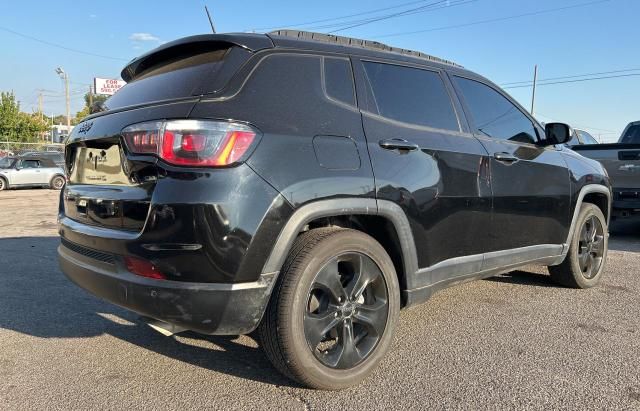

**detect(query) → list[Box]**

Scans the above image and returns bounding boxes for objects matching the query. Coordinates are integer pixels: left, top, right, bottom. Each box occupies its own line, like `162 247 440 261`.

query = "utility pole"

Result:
88 85 93 108
530 65 538 116
38 92 43 120
55 67 71 130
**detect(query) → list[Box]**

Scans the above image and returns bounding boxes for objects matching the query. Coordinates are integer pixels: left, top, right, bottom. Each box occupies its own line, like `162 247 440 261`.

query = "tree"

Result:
74 106 90 124
0 91 21 139
52 114 67 125
84 92 108 108
0 91 49 142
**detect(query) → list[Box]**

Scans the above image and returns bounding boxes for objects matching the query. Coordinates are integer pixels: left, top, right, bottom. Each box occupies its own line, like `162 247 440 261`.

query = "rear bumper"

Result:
58 242 277 335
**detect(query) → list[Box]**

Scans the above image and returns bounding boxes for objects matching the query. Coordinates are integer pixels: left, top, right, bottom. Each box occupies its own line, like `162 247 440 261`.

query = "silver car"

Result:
0 156 66 191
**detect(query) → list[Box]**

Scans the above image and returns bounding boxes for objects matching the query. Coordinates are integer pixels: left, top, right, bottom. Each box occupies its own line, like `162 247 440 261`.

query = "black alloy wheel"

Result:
577 215 605 279
259 228 400 390
548 203 608 288
304 252 388 369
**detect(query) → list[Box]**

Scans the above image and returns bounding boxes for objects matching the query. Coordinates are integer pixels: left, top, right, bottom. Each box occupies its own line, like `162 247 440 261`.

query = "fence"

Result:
0 141 64 157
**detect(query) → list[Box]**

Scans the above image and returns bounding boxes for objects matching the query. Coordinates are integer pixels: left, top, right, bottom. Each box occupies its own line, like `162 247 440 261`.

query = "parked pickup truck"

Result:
572 121 640 218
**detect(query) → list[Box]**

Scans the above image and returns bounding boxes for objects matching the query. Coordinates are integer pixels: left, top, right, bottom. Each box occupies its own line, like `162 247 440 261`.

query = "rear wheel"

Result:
50 175 65 190
548 203 608 288
259 228 400 390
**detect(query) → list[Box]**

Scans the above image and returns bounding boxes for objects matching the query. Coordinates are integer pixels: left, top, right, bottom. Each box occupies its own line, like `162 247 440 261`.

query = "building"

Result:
51 124 74 143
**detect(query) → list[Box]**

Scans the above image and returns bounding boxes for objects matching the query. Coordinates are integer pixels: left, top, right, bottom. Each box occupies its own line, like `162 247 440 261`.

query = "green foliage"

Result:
0 91 49 142
52 114 67 125
74 106 90 124
84 92 108 107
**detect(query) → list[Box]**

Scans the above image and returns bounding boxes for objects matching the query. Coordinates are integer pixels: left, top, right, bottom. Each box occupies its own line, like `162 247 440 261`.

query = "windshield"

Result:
0 157 15 168
576 130 598 144
621 125 640 144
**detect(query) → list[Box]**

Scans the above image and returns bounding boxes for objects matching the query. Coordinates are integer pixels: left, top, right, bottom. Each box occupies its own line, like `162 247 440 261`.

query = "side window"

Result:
454 77 537 144
323 58 356 106
21 160 40 168
362 61 459 131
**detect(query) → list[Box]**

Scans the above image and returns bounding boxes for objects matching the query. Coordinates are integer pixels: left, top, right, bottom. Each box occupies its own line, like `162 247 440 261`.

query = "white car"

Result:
0 156 66 191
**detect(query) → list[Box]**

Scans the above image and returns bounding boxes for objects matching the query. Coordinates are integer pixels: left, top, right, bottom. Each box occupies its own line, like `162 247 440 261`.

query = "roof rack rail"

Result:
268 29 463 68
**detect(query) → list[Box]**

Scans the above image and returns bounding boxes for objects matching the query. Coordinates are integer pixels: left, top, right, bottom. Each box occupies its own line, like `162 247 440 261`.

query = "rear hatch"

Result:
63 34 272 232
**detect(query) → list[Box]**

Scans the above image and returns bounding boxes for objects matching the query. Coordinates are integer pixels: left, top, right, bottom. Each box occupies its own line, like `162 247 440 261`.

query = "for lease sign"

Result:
94 77 126 95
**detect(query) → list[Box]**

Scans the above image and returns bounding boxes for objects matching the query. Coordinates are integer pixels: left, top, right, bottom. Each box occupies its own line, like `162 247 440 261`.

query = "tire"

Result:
0 177 6 191
548 203 608 288
259 227 400 390
50 175 65 190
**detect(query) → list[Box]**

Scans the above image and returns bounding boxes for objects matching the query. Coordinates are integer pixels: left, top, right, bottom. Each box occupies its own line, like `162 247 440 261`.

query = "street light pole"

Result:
55 67 71 130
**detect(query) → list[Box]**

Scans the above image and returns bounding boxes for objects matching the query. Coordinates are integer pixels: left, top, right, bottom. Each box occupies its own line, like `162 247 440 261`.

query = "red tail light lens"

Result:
122 120 259 167
124 256 166 280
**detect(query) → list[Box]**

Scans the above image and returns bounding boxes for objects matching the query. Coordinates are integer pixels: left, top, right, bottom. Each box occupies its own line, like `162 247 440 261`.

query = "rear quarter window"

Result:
323 57 356 106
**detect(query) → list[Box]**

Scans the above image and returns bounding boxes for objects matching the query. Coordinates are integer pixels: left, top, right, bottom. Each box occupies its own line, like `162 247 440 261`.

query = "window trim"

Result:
356 58 463 133
450 73 543 146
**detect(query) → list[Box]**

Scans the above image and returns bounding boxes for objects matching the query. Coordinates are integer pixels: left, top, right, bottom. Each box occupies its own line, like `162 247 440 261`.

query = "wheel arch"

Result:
550 184 611 266
261 198 419 305
0 174 8 188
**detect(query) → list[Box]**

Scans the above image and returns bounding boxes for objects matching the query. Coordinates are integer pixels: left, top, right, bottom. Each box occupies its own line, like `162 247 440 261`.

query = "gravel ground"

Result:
0 189 639 410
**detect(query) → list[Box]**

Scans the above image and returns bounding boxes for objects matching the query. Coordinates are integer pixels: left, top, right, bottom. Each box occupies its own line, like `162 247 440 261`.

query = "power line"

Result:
503 72 640 89
329 0 477 33
501 67 640 86
372 0 612 38
329 0 449 33
250 0 435 31
536 113 619 133
304 1 475 31
0 26 128 61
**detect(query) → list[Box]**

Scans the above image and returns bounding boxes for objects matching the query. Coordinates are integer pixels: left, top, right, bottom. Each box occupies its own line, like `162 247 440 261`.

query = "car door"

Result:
450 75 571 263
13 159 44 185
353 58 492 288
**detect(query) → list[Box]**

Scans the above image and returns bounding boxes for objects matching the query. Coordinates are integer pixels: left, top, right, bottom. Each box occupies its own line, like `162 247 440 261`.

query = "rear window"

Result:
621 125 640 144
105 49 229 110
362 62 459 131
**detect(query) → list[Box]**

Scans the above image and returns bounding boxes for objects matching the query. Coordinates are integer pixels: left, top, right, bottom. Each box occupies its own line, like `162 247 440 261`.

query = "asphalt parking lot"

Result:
1 189 639 410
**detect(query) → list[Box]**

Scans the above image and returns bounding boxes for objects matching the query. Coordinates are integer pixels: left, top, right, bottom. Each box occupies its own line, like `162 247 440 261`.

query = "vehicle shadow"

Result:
485 270 557 288
609 219 640 253
0 236 298 388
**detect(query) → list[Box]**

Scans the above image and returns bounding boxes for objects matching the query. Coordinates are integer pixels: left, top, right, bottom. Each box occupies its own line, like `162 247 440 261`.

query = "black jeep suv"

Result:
59 30 611 389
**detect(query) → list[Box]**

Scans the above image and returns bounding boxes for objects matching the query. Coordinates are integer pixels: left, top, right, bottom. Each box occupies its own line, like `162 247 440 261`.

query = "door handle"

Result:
379 139 420 152
494 152 518 163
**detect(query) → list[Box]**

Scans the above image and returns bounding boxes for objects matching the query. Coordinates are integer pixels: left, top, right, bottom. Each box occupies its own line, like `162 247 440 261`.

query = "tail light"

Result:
121 120 259 167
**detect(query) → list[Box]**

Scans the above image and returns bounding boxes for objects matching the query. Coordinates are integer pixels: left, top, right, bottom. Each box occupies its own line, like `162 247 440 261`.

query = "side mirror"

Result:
544 122 572 146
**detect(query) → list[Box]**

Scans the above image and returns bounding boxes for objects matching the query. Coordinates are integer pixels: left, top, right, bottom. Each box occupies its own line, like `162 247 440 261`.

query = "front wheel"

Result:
548 203 608 288
0 177 6 191
259 228 400 390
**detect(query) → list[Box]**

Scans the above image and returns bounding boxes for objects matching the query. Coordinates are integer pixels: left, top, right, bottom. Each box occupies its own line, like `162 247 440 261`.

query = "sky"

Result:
0 0 637 142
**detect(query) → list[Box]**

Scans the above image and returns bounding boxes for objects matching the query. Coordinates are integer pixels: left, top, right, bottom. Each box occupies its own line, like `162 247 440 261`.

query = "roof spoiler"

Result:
121 33 274 82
